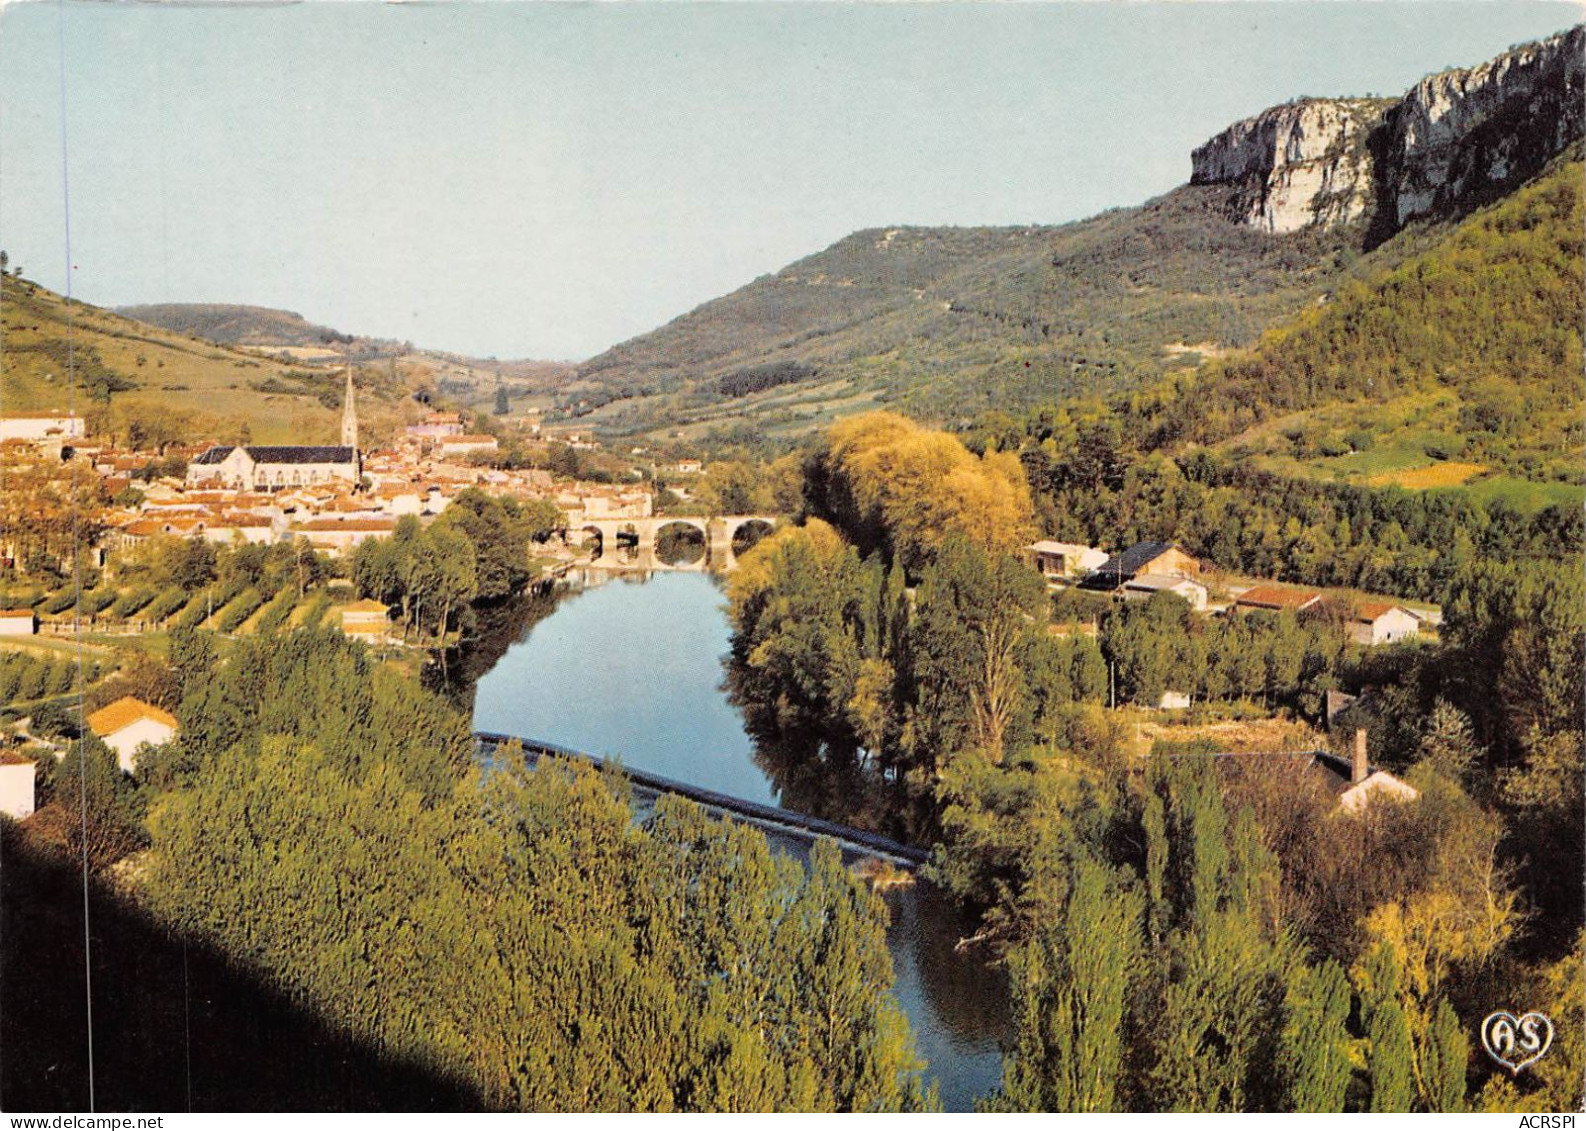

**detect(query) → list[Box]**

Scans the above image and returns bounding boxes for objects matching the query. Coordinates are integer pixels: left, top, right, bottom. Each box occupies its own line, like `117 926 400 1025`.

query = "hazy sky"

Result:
1 1 1578 360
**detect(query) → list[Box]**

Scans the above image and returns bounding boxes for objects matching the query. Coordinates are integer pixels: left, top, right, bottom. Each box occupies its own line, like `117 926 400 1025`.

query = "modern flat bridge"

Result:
473 731 929 868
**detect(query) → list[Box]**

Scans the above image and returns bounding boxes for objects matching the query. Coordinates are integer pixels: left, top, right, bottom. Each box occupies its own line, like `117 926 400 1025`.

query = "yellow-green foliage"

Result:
145 628 930 1112
813 411 1034 575
1174 158 1583 480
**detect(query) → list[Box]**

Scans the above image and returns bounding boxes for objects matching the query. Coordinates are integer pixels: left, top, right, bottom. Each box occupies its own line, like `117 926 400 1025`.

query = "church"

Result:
187 369 362 491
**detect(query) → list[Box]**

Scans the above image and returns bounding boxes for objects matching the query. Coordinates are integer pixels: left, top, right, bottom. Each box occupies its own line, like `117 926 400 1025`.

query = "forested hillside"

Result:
1155 153 1584 494
563 185 1364 440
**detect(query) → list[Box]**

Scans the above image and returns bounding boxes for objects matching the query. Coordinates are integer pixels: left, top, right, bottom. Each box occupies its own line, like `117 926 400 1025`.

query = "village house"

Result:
1349 601 1421 647
87 696 179 774
438 434 500 459
1205 730 1418 814
0 752 36 819
201 513 279 546
290 517 398 555
338 598 392 643
1028 540 1109 581
403 412 465 440
1122 573 1210 612
1234 584 1323 615
674 458 703 475
0 609 38 636
0 412 84 442
1325 729 1421 811
1084 541 1201 592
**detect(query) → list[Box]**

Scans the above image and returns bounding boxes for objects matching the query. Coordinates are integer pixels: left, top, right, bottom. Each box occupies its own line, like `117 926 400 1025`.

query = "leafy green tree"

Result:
1277 960 1353 1112
911 537 1047 765
996 854 1143 1111
1357 942 1415 1112
1421 999 1468 1113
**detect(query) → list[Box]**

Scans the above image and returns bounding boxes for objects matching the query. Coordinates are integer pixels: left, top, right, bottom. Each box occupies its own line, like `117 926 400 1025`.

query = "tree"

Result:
997 854 1143 1111
911 537 1047 765
1357 942 1414 1112
1277 960 1352 1112
494 384 511 415
54 737 146 873
1421 999 1468 1113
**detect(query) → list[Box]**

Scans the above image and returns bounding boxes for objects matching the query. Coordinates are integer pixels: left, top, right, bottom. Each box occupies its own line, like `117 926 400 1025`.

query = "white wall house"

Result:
1122 573 1210 612
1350 603 1421 646
0 609 37 635
87 697 179 774
0 760 36 819
1028 540 1109 580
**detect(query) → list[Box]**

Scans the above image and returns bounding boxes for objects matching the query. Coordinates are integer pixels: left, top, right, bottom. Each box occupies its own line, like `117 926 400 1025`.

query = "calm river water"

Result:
469 569 1009 1111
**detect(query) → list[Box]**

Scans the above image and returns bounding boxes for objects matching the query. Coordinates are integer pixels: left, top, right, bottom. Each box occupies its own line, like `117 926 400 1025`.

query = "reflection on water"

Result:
465 569 1010 1111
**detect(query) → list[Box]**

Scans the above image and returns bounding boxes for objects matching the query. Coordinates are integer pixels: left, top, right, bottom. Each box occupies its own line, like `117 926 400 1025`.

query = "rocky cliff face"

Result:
1191 25 1584 237
1190 99 1387 233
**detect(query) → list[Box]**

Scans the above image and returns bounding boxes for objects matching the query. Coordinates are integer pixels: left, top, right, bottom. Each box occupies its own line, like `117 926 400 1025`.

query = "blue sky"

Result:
0 1 1578 360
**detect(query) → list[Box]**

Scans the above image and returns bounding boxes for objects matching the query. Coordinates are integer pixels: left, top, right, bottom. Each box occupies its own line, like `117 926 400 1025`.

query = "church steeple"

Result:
340 365 358 450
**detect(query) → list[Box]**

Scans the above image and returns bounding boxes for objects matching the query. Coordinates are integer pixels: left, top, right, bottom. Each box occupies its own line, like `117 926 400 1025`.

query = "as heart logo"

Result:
1481 1011 1554 1074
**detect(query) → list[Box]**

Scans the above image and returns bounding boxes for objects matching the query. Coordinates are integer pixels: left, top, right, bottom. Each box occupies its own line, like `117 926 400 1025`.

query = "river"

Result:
467 568 1009 1111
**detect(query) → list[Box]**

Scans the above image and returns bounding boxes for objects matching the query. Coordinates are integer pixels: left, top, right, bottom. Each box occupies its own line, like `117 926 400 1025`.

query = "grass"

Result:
1451 476 1586 511
0 636 113 659
1367 461 1487 489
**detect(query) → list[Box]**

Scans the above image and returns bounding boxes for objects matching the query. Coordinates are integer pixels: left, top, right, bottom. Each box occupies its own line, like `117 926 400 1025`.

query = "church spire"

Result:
340 365 358 450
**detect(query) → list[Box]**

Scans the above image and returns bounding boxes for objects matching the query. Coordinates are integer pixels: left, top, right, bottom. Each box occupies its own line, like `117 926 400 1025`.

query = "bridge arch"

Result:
655 518 708 567
728 517 776 558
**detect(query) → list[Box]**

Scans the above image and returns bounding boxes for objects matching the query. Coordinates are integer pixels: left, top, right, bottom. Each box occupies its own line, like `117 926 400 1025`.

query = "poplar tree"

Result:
997 855 1143 1111
1421 999 1469 1113
1277 960 1352 1112
1358 942 1415 1112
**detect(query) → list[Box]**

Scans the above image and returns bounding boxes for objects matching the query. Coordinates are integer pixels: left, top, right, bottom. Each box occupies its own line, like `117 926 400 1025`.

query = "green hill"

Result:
115 303 358 351
562 26 1581 449
1159 153 1584 501
564 184 1364 442
1 277 414 446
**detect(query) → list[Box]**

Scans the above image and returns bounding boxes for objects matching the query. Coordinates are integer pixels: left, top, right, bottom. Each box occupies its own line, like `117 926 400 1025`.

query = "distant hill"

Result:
563 187 1359 440
115 303 359 352
1 279 423 446
112 302 575 419
562 25 1582 447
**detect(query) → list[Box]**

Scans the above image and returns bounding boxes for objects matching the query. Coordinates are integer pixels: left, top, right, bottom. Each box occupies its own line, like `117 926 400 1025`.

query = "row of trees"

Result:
136 628 930 1111
350 490 561 642
975 752 1582 1112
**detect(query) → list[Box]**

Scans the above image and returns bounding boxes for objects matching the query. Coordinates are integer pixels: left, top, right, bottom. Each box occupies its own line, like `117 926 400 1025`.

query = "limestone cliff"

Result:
1190 98 1388 233
1191 25 1584 237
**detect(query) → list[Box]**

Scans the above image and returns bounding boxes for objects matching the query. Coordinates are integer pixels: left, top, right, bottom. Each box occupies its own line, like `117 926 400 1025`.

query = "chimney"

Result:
1351 728 1369 784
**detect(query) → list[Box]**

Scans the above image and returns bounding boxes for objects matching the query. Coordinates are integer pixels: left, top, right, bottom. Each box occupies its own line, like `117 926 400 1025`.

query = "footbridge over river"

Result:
575 514 779 572
474 731 928 869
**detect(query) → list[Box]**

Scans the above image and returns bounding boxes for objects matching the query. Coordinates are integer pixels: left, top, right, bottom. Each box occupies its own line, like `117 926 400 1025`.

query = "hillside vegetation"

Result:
1 280 562 446
564 184 1372 442
116 303 357 350
1160 154 1584 492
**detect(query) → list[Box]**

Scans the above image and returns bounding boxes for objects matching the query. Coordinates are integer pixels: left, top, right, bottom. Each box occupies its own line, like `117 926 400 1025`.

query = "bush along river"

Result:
461 568 1010 1111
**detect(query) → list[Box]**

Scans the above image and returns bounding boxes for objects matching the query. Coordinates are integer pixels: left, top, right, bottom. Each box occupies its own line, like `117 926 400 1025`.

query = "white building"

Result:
187 445 361 491
1349 602 1421 646
1028 540 1109 581
0 413 84 442
1122 573 1210 612
0 758 36 819
87 696 179 773
0 609 37 635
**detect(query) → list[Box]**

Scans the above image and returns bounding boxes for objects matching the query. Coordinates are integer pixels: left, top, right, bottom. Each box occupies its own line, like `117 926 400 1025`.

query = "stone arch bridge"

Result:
576 515 778 572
